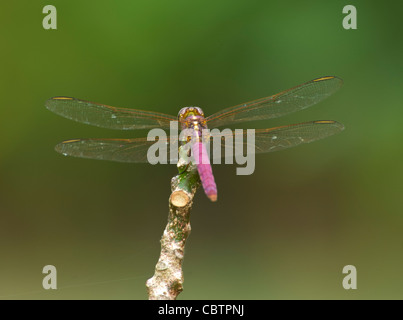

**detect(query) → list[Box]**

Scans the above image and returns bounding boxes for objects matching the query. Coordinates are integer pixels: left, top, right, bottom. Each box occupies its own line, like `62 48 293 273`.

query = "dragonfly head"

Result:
178 106 205 120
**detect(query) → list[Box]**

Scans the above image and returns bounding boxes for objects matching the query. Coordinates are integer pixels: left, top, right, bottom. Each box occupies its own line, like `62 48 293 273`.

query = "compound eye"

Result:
195 107 204 116
178 107 187 118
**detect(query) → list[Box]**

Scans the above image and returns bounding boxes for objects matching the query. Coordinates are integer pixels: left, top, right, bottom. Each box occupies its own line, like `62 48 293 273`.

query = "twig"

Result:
146 156 200 300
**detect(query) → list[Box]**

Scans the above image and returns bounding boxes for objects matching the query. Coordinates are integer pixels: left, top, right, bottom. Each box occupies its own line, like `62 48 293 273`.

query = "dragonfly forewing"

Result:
45 97 176 130
206 76 343 128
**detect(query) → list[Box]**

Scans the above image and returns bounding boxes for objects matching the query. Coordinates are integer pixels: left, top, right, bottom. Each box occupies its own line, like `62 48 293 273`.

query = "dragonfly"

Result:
46 76 344 202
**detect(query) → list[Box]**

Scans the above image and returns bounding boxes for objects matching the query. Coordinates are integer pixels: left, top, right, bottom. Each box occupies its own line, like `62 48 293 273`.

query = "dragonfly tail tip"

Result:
208 194 217 202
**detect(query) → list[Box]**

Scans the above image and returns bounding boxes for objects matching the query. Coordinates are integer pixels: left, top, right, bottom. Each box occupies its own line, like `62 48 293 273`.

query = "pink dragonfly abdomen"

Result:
192 142 217 202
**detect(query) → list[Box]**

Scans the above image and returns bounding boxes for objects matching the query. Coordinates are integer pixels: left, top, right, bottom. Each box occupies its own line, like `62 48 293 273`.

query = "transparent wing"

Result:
55 137 172 163
54 121 344 163
46 97 177 130
207 120 344 162
206 76 343 128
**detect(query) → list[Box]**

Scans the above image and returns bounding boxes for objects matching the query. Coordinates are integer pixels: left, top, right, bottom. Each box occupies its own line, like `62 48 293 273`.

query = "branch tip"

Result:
170 190 190 207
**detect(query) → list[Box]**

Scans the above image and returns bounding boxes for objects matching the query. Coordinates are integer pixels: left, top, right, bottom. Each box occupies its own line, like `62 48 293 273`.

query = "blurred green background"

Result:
0 0 402 299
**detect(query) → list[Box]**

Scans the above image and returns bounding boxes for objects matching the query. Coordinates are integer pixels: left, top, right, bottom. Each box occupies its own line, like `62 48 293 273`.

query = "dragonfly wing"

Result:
55 137 173 163
206 76 343 128
46 97 177 130
208 120 344 162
